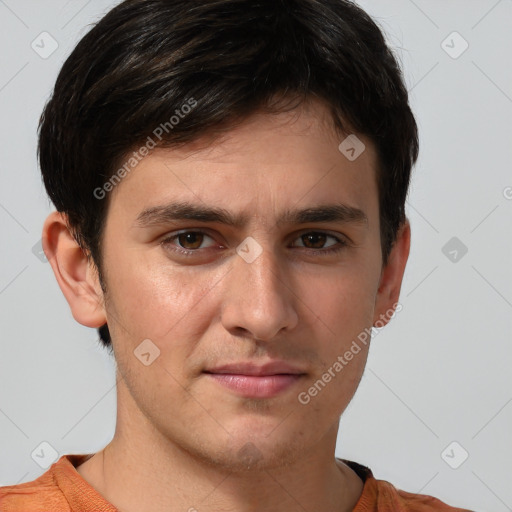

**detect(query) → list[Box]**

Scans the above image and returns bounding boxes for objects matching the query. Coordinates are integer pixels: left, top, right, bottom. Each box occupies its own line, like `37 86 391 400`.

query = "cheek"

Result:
296 340 369 425
301 263 380 339
104 249 224 343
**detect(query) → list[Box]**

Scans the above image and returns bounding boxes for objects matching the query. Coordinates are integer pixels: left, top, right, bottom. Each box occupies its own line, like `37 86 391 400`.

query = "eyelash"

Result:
160 230 349 257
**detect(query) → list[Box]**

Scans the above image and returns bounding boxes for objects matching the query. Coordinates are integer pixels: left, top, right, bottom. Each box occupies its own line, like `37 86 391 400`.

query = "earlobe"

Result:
42 211 107 328
373 220 411 327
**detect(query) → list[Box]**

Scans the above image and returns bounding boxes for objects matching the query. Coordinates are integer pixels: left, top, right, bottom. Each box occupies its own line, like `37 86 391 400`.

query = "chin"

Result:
198 425 310 473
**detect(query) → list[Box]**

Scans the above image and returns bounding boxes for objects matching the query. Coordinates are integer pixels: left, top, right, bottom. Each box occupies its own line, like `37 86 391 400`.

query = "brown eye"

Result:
177 232 204 249
291 231 348 255
161 230 217 255
301 233 328 249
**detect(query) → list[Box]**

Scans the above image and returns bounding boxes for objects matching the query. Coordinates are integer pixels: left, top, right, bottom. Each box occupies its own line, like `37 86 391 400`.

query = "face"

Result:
75 100 402 470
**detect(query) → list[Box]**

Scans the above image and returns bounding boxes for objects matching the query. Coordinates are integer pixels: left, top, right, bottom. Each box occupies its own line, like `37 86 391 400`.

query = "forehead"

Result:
107 100 379 223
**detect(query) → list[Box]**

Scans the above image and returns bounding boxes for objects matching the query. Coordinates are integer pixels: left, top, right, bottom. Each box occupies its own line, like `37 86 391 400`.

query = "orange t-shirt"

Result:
0 454 473 511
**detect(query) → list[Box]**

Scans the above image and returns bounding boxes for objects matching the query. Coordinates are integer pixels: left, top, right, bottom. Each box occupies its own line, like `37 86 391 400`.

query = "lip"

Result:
203 361 307 398
205 361 306 376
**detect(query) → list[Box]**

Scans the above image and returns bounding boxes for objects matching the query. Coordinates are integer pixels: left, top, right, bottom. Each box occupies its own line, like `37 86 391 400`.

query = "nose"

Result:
220 242 299 341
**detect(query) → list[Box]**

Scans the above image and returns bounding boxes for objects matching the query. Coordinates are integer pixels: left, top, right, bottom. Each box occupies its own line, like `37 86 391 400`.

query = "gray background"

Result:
0 1 511 510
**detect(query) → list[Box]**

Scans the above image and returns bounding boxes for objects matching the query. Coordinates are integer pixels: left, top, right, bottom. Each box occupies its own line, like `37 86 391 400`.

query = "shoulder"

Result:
375 479 474 511
339 459 474 512
0 453 117 512
0 466 70 512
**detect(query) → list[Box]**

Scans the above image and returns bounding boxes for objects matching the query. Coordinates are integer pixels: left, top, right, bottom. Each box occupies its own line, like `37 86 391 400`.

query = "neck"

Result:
77 377 364 512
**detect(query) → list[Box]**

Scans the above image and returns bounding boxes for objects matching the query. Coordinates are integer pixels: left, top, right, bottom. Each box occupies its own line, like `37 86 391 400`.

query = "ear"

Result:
373 219 411 327
42 211 107 328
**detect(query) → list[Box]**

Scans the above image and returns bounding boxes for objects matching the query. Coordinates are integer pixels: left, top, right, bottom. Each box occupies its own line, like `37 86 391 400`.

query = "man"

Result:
0 0 473 510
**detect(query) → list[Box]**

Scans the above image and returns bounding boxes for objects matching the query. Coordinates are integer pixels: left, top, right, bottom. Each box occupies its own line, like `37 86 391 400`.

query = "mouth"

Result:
203 361 307 399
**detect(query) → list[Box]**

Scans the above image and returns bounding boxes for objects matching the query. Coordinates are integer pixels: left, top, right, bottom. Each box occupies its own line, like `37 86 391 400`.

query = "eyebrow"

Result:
134 201 368 229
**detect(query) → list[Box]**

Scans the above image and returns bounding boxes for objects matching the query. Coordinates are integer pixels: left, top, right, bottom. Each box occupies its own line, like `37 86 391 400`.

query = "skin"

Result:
43 98 410 512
